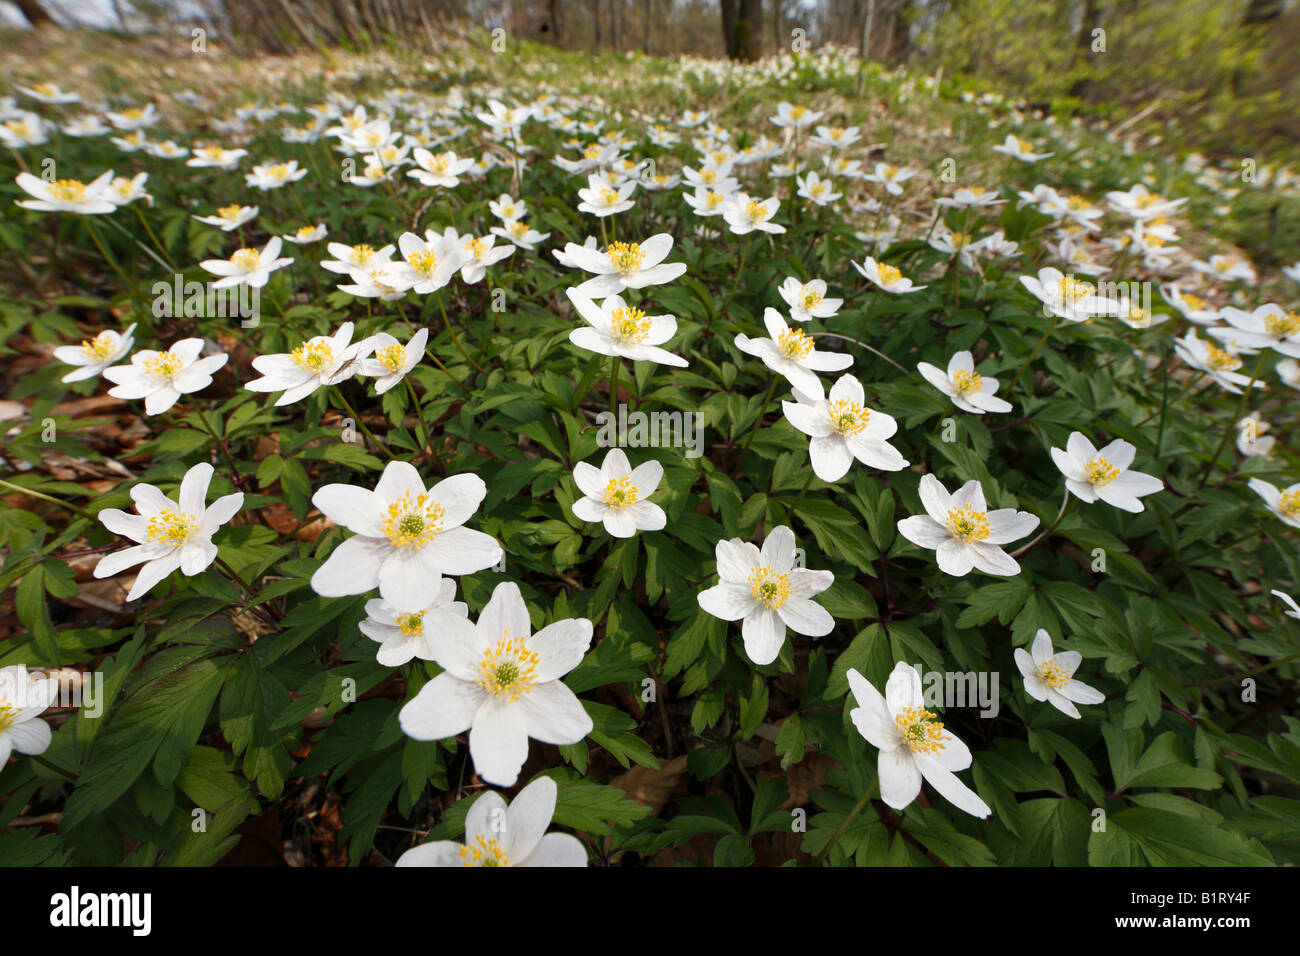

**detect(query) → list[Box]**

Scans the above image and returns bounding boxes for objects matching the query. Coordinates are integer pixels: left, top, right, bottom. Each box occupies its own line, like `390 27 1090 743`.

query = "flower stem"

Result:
1195 350 1268 489
814 779 878 864
0 478 93 520
1010 493 1071 558
735 376 777 470
608 353 622 415
334 389 397 461
405 376 434 462
437 292 486 375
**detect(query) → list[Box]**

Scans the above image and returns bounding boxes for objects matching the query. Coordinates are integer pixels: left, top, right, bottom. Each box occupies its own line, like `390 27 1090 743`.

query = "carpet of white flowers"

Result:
1 36 1299 867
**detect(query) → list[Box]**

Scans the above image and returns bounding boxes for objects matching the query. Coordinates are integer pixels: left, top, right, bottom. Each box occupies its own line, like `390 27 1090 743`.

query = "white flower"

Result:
576 172 636 217
194 204 259 231
408 148 474 188
864 162 915 195
1105 184 1186 221
565 289 687 367
916 351 1012 415
1159 284 1220 325
489 193 527 223
489 218 550 250
1192 254 1256 285
390 231 467 294
778 277 842 322
770 102 823 129
936 186 1005 209
310 462 502 612
846 663 991 818
991 134 1053 162
561 232 686 297
398 581 593 787
395 776 586 867
93 463 244 601
1019 267 1118 323
284 222 327 245
106 172 151 207
1173 330 1253 394
722 193 784 235
570 448 665 538
0 666 59 766
897 474 1038 577
736 308 852 399
795 171 841 206
245 322 370 406
53 324 135 383
1270 589 1300 620
781 374 907 482
1248 478 1300 529
697 525 834 666
852 256 925 293
15 170 117 214
359 327 427 394
361 578 468 667
337 262 412 300
683 185 733 217
245 159 307 190
185 145 248 170
1211 304 1300 358
1014 630 1104 719
200 237 293 289
16 82 80 105
1050 432 1164 512
457 232 514 284
103 338 228 415
1236 414 1274 458
321 241 395 274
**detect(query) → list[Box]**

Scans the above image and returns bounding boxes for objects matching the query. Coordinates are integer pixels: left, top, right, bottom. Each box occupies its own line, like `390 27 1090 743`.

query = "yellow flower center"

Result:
801 289 824 310
296 225 317 239
200 146 224 159
705 190 726 209
426 153 451 173
1279 490 1300 517
459 834 509 867
476 631 539 703
700 169 717 185
467 237 487 259
599 187 619 205
602 476 639 510
1181 293 1206 310
1204 343 1242 372
894 705 949 755
790 106 807 119
606 241 645 275
748 566 792 609
406 249 438 277
1084 456 1120 486
381 492 446 549
216 204 243 220
376 343 407 373
396 612 424 637
1264 311 1300 339
34 83 57 96
949 232 970 248
291 340 334 373
0 703 18 732
1037 659 1071 689
945 504 990 542
80 332 118 362
610 306 651 344
744 199 767 221
268 163 290 179
146 508 197 546
143 352 184 383
350 244 375 265
827 398 869 435
49 179 87 202
231 248 261 271
876 263 902 285
509 220 529 238
779 327 814 360
121 108 144 120
951 369 983 395
1058 276 1094 303
1066 195 1091 210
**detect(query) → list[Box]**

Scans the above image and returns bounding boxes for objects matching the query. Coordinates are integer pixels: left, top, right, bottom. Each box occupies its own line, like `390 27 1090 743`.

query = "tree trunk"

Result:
1241 0 1284 24
720 0 738 58
13 0 54 26
734 0 761 60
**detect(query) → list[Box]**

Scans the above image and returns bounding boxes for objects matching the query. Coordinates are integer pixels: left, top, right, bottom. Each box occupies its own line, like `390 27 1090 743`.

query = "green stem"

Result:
814 780 877 864
335 389 397 460
1195 350 1268 489
405 375 433 461
437 292 486 375
84 218 133 293
609 352 622 415
735 376 778 469
0 478 93 520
